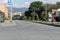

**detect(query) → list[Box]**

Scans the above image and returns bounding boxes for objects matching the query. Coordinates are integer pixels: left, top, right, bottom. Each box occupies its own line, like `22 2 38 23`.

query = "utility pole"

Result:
46 0 48 21
10 4 13 22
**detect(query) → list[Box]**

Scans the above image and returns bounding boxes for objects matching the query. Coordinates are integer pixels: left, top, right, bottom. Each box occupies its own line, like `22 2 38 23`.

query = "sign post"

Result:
8 0 13 22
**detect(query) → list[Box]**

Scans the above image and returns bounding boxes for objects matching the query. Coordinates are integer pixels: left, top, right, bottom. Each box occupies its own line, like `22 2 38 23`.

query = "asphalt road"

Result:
0 20 60 40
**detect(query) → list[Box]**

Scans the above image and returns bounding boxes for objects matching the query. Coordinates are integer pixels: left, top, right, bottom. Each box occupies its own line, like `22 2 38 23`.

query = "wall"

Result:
0 3 8 19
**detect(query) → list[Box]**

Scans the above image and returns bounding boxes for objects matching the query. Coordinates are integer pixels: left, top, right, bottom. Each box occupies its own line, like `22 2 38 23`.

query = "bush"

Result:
13 15 20 20
41 14 48 21
13 14 26 20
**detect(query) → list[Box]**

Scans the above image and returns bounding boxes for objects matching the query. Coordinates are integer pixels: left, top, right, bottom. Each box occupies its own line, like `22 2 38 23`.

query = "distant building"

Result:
13 12 23 16
0 3 8 19
56 8 60 17
52 9 57 14
55 8 60 21
51 9 57 21
51 8 60 21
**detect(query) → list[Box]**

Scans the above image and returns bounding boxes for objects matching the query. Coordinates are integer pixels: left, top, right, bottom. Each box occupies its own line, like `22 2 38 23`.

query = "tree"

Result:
29 1 44 20
56 2 60 8
25 10 31 20
29 1 43 12
43 4 57 12
31 11 39 20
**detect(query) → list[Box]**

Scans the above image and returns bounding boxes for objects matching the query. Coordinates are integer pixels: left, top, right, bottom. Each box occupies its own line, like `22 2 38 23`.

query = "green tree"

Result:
31 11 39 20
43 4 57 12
29 1 44 20
29 1 43 12
25 10 31 20
56 2 60 8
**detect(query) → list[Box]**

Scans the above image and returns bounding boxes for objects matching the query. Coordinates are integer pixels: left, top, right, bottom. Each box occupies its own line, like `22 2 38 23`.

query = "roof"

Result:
57 8 60 11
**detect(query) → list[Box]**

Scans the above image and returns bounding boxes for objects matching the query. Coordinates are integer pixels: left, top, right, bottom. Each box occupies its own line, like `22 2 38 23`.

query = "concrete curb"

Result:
0 21 16 27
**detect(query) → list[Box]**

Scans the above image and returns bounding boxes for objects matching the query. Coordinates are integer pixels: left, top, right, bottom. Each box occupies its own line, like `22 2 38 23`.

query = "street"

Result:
0 20 60 40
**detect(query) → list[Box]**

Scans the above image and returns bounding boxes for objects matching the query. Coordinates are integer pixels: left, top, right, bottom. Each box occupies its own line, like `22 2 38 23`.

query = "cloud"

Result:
13 4 21 8
24 1 30 8
0 0 3 3
13 1 30 8
4 0 7 3
1 0 7 3
1 0 13 4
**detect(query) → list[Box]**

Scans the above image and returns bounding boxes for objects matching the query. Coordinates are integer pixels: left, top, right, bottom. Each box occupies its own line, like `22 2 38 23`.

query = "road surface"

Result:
0 20 60 40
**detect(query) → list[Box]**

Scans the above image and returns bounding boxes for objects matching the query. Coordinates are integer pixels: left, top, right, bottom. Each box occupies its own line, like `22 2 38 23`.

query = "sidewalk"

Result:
0 20 16 27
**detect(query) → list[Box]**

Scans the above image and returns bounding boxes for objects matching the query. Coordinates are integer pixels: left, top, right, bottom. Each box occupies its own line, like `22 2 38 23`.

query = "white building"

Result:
13 12 23 16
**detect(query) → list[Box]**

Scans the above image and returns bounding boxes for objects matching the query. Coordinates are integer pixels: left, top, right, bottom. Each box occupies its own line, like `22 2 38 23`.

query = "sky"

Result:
0 0 60 8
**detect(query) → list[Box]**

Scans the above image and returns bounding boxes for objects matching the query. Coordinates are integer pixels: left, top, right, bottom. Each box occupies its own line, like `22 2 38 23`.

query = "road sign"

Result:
8 0 11 3
8 0 12 5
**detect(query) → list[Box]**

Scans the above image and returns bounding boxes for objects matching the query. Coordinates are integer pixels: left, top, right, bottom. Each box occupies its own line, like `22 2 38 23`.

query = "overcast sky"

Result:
0 0 60 8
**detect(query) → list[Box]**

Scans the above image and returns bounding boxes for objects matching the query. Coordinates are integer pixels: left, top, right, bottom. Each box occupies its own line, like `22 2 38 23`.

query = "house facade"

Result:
0 3 8 19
